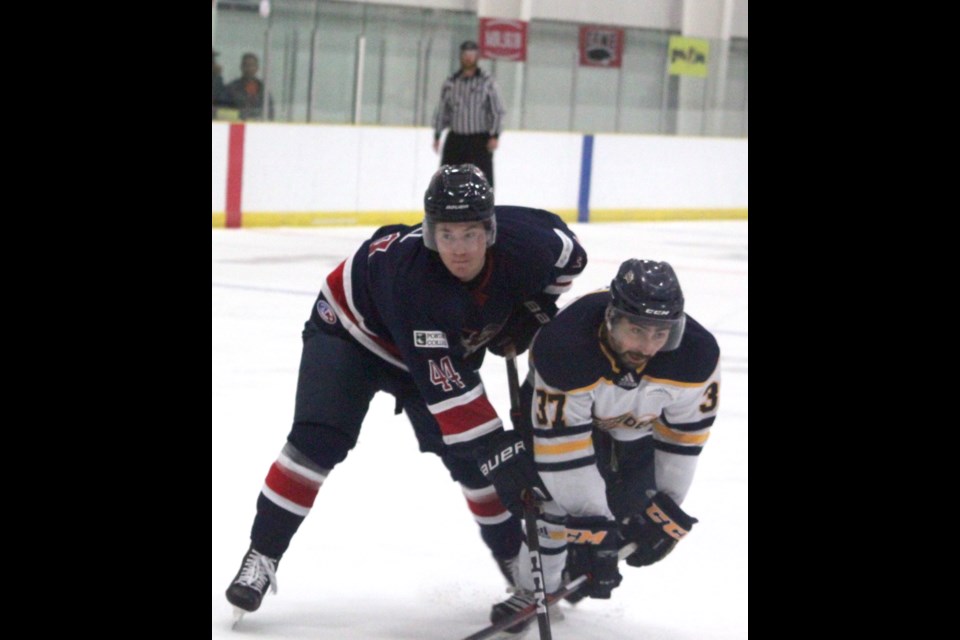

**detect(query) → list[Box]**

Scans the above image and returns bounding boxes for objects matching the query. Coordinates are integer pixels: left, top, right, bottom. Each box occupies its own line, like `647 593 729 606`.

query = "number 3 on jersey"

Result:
429 356 465 392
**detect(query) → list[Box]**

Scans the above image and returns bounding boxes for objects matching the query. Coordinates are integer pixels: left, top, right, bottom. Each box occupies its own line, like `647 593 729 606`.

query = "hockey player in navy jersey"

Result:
225 164 587 618
489 259 720 634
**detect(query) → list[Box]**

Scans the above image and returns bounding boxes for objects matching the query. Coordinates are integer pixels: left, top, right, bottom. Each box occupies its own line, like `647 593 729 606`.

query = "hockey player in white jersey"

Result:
489 259 720 634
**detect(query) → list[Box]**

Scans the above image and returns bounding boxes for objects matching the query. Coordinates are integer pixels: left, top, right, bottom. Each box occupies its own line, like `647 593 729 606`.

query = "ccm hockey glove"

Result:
564 516 622 599
478 430 550 516
488 298 557 357
621 492 698 568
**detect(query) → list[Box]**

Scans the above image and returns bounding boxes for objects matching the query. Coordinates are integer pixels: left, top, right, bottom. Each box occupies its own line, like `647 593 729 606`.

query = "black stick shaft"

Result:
522 497 552 640
505 345 521 424
505 347 551 640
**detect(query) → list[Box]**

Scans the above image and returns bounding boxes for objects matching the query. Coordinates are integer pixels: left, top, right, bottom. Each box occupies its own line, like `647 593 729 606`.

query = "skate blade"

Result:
231 607 246 630
489 629 532 640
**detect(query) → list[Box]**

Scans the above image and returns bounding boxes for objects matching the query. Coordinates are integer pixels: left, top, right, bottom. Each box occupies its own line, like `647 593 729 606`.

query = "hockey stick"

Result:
503 345 552 640
459 542 639 640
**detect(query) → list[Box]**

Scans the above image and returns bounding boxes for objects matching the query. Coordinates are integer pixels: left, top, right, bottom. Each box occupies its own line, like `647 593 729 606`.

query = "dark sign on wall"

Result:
579 25 625 68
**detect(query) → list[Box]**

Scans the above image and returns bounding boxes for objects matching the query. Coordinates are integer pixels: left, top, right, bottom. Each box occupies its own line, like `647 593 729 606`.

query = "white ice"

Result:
212 221 748 639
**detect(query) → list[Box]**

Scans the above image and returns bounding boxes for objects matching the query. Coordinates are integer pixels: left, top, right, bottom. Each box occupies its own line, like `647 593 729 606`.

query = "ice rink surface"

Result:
213 220 747 639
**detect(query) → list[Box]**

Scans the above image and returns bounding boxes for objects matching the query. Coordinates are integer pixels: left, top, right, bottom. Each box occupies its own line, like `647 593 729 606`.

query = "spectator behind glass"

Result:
224 53 275 121
212 49 230 119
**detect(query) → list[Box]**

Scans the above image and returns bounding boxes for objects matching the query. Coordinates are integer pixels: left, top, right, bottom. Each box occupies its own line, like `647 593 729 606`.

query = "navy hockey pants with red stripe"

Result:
248 312 521 561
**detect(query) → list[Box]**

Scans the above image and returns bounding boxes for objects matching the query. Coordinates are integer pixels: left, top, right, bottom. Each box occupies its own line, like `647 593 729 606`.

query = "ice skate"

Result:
225 546 279 620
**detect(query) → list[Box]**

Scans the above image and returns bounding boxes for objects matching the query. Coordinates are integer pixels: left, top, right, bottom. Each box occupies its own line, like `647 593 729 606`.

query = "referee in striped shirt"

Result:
431 40 507 187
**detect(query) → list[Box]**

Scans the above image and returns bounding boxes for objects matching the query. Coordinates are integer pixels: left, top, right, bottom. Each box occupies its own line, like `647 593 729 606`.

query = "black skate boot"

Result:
226 546 280 613
489 590 536 636
561 545 589 605
561 566 587 605
495 554 519 589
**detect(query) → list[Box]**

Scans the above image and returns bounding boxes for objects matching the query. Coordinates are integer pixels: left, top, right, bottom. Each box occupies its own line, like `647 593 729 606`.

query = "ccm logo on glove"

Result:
522 300 551 324
566 527 609 545
480 440 527 476
645 502 692 540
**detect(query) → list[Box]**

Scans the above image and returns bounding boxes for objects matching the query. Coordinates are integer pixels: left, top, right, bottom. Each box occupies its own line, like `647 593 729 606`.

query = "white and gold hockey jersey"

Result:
528 290 720 520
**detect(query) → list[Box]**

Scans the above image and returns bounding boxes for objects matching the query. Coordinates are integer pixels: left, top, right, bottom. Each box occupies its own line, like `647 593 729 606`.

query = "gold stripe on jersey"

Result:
559 379 605 396
547 528 568 542
559 371 705 397
535 438 594 456
564 375 667 397
653 420 711 445
533 431 594 467
643 374 712 389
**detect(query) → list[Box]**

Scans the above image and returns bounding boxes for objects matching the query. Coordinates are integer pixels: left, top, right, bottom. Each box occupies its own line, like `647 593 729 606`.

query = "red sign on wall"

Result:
479 18 528 62
579 25 625 68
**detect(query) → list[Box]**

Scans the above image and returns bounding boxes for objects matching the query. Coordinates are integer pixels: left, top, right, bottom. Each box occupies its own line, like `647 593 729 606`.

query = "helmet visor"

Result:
423 216 496 251
606 305 686 352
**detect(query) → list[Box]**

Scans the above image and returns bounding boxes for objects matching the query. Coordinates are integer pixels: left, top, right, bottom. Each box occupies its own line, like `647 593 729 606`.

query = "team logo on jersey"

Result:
461 322 505 356
414 330 449 348
316 300 337 325
594 412 658 432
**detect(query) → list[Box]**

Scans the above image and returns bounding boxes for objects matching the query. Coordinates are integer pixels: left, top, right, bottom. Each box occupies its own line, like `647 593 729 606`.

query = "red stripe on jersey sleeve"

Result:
465 494 508 518
325 256 403 360
434 393 499 438
325 261 355 323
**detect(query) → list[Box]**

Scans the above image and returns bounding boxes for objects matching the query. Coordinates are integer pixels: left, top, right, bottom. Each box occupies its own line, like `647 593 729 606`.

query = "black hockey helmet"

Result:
607 259 686 351
422 164 496 251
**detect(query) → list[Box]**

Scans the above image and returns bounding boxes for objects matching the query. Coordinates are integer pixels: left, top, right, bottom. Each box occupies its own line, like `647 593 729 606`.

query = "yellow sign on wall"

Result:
668 36 709 77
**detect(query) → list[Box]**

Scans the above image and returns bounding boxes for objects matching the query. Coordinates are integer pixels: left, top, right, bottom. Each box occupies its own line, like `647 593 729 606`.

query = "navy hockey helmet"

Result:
422 164 496 251
607 259 686 351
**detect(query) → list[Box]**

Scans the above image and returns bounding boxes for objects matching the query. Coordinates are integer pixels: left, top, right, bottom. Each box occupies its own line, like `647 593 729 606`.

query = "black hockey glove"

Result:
621 492 698 568
478 430 550 516
564 516 622 599
561 543 591 604
488 298 557 357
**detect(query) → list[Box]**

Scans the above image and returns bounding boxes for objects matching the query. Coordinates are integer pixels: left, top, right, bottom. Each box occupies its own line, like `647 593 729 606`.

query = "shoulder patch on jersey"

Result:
414 330 449 348
316 300 337 325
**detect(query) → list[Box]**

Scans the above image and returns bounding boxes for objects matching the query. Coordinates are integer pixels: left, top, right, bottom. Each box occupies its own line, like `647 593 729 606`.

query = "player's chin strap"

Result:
504 345 552 640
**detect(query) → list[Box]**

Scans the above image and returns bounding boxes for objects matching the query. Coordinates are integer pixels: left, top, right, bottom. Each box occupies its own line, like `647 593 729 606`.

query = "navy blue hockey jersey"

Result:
320 206 587 450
